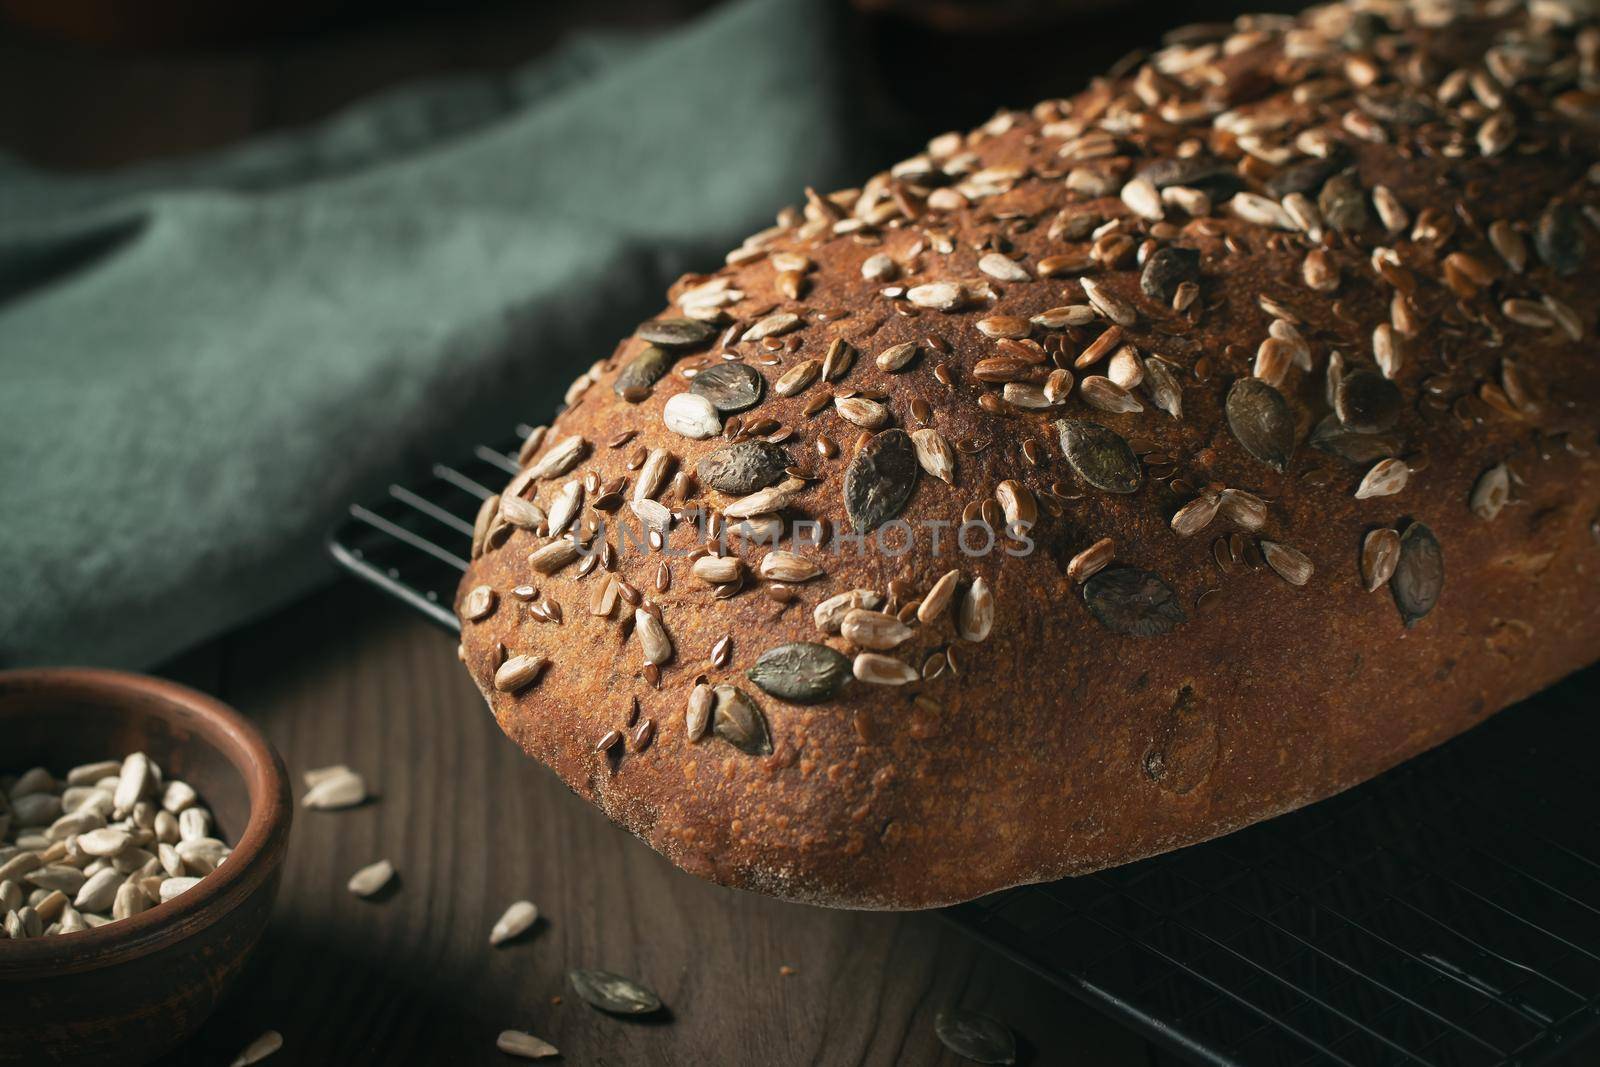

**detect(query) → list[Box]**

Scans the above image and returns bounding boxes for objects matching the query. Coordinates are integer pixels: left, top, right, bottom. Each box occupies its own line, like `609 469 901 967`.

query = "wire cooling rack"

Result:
329 423 1600 1067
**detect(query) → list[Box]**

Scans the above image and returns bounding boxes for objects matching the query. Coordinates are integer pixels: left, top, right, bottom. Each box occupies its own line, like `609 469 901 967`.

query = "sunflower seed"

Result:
496 1031 558 1060
1471 463 1510 520
1229 191 1293 230
1261 541 1314 586
1080 277 1136 325
875 341 919 372
1335 369 1402 432
634 609 674 666
302 768 368 809
957 578 994 642
691 556 743 585
909 428 955 485
973 254 1027 284
835 396 891 431
1080 375 1144 414
712 686 772 755
111 754 155 819
229 1031 284 1067
1142 356 1183 419
1372 323 1401 379
815 589 883 633
759 551 822 583
1391 522 1443 627
852 653 919 686
663 392 722 439
907 282 969 311
742 313 801 342
1032 305 1096 329
489 900 538 946
347 860 394 898
845 429 919 532
460 585 497 624
1171 495 1220 537
528 538 580 575
1318 173 1369 231
1356 528 1399 592
65 761 120 788
774 359 821 397
111 881 146 920
724 484 796 520
1057 420 1142 494
747 643 852 703
861 253 898 282
1083 567 1185 636
685 683 715 742
568 969 663 1015
525 435 587 480
638 317 714 348
1356 458 1409 499
1067 538 1114 583
935 1010 1017 1065
1225 379 1295 473
841 609 914 651
1217 489 1267 530
909 570 958 625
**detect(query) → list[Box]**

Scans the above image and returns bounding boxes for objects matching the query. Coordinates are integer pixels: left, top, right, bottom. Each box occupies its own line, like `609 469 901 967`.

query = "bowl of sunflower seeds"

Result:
0 668 292 1066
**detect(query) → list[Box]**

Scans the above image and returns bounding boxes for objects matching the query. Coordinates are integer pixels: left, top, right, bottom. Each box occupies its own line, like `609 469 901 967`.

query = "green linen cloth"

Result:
0 0 895 669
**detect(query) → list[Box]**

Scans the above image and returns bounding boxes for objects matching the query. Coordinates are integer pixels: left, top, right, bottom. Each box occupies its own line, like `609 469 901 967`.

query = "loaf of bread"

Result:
457 0 1600 909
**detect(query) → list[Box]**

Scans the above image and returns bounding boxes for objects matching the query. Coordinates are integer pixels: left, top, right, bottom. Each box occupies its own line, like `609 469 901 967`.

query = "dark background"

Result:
0 2 1286 1064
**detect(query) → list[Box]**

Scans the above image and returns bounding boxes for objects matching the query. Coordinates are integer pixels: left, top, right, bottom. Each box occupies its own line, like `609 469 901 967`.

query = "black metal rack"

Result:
329 424 1600 1067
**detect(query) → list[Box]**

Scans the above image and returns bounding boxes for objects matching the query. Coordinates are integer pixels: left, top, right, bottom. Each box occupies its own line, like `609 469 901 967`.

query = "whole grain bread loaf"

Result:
457 0 1600 909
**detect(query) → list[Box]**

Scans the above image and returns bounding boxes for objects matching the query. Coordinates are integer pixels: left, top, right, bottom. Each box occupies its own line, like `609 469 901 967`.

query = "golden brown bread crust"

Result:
456 1 1600 909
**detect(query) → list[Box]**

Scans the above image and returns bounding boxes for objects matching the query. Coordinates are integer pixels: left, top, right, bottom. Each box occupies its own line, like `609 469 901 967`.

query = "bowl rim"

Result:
0 667 292 973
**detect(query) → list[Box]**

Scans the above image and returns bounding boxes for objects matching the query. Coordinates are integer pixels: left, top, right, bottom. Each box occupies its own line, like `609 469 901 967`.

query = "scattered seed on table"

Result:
496 1031 559 1060
347 860 395 898
490 900 539 946
230 1030 283 1067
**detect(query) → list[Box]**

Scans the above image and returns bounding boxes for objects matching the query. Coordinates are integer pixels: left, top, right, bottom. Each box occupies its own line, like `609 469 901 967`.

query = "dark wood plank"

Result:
152 580 1149 1064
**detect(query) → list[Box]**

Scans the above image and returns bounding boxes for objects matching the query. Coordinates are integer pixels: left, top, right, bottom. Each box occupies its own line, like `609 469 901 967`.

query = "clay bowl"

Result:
0 668 292 1066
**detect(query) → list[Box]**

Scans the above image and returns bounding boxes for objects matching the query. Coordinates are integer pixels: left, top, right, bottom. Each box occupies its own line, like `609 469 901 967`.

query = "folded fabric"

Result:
0 0 895 669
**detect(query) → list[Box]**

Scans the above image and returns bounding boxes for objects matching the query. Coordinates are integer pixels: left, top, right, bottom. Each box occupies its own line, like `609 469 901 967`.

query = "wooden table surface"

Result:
148 580 1152 1065
0 1 1241 1062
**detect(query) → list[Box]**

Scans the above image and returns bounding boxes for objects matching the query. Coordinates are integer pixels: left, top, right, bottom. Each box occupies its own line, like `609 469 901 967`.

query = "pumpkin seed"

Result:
1056 420 1142 494
1535 203 1585 276
844 429 919 533
1318 172 1369 231
1225 378 1295 473
1391 522 1443 627
614 346 672 400
747 643 851 703
696 441 790 495
1310 416 1402 463
1140 246 1200 302
712 686 772 756
567 969 663 1015
637 317 713 348
1082 567 1186 636
1334 369 1402 432
691 362 765 413
934 1010 1017 1065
